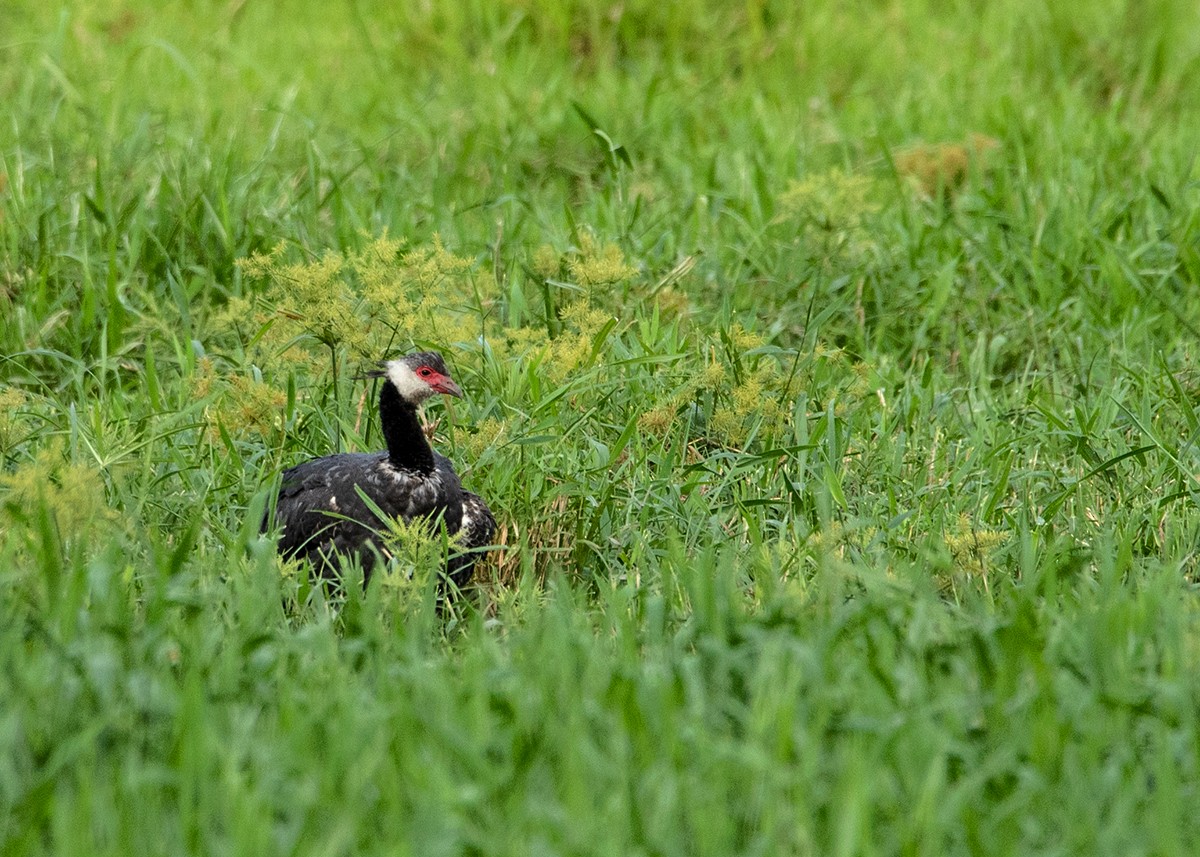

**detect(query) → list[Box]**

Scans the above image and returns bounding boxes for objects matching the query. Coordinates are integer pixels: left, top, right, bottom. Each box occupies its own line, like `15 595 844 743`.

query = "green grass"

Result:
4 0 1200 853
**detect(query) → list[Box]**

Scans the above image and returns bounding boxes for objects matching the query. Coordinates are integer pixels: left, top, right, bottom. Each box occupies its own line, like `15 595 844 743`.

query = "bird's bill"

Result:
432 376 463 398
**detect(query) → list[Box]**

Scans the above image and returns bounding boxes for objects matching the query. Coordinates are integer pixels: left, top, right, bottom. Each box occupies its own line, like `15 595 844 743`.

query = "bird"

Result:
262 351 495 591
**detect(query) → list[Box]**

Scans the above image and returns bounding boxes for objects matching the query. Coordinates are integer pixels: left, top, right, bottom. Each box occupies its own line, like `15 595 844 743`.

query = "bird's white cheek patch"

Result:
385 362 432 402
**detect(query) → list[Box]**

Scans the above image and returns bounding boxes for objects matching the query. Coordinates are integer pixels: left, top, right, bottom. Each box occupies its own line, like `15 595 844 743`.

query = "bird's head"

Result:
365 351 463 405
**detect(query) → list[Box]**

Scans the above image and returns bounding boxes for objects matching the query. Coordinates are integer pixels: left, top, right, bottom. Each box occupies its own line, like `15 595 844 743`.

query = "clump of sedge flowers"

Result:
500 234 639 382
236 233 492 368
639 324 794 449
375 516 462 594
0 385 31 452
566 233 639 286
943 513 1010 579
531 244 562 280
219 234 496 448
239 247 365 354
459 417 508 460
542 301 616 384
192 357 287 443
775 168 881 269
0 439 112 539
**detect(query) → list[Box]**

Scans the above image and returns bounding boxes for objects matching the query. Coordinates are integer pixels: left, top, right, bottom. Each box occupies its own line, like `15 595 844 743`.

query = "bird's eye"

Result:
418 367 432 377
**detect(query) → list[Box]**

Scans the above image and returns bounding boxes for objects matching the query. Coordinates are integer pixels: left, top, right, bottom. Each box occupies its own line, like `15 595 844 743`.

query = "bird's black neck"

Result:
379 383 435 473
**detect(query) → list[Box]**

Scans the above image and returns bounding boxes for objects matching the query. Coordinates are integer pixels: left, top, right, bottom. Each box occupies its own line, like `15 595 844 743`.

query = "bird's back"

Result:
267 451 463 571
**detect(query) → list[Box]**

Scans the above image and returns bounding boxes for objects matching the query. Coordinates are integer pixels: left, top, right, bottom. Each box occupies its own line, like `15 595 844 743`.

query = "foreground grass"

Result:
3 0 1200 854
5 536 1199 855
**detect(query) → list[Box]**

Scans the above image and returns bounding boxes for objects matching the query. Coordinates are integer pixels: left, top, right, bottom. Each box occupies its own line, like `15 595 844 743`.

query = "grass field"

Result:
4 0 1200 853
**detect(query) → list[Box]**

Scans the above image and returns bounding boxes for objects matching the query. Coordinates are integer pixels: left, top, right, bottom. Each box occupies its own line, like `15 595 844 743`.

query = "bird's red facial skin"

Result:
418 366 463 398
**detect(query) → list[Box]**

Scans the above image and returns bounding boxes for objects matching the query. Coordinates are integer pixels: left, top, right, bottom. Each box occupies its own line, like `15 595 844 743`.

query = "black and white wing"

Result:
430 452 495 587
459 491 497 551
445 490 497 588
265 452 460 572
